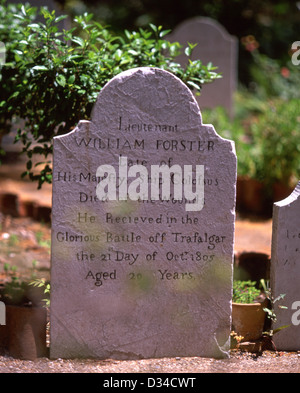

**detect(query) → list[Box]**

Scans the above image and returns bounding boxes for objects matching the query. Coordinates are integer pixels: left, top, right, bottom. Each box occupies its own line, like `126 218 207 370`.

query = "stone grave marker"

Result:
50 67 237 359
270 181 300 350
167 17 238 117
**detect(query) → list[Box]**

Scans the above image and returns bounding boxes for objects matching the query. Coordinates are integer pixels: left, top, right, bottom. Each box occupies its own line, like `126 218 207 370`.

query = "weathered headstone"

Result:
167 17 238 117
50 67 237 359
270 181 300 350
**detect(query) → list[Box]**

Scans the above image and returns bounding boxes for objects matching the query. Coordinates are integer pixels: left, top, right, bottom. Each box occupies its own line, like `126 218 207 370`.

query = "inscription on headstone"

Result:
168 17 238 117
271 181 300 350
50 67 237 359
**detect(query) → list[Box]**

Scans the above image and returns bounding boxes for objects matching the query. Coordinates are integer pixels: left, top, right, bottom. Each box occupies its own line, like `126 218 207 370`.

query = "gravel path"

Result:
0 351 299 373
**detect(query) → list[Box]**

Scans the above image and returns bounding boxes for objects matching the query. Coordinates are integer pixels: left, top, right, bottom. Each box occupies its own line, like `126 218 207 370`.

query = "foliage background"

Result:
0 0 299 206
0 1 222 187
57 0 300 86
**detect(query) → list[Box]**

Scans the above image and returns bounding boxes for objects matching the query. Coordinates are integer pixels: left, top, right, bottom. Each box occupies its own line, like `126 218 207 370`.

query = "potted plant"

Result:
0 263 48 360
231 280 267 343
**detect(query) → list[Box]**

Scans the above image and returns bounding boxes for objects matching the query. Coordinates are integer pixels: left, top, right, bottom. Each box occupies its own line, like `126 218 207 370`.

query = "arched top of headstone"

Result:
271 180 300 351
91 66 203 131
167 17 238 117
55 66 235 169
274 181 300 208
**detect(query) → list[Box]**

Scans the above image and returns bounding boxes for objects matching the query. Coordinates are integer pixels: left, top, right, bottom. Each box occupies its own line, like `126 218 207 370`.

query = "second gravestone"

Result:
167 17 238 117
50 67 237 359
271 182 300 350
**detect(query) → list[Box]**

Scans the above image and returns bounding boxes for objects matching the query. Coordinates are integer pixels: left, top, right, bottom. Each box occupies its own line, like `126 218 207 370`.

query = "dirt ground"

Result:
0 158 299 373
0 350 299 373
1 213 298 373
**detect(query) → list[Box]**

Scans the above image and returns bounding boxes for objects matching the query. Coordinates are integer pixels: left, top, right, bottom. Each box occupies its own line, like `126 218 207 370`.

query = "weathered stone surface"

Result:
50 67 237 359
271 181 300 350
168 17 238 117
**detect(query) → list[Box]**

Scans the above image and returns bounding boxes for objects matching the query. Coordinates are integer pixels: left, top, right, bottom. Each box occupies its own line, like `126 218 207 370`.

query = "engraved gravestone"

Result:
50 67 237 359
168 17 238 117
270 181 300 350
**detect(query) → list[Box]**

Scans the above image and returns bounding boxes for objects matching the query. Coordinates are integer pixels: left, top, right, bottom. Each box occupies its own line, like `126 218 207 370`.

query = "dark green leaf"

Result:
32 65 48 71
56 74 66 87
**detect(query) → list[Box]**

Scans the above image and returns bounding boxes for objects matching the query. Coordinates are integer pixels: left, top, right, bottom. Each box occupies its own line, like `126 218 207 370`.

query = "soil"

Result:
0 350 299 373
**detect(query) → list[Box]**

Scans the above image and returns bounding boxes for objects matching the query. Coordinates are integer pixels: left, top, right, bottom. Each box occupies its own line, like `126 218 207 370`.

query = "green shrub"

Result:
202 105 259 179
249 50 300 101
203 94 300 188
250 98 300 187
0 1 36 150
232 280 261 304
0 3 221 188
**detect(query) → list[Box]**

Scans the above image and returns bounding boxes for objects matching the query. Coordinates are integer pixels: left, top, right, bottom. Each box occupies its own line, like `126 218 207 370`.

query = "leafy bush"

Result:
202 106 253 178
232 280 261 304
249 50 300 101
0 3 221 188
250 98 300 187
203 94 300 189
0 1 36 145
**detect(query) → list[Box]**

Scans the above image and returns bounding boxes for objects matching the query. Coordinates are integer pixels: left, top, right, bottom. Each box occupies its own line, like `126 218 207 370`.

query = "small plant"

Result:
35 230 51 249
254 279 290 351
232 280 261 304
230 331 244 347
7 233 19 247
3 262 17 276
260 279 289 335
0 261 45 306
29 278 50 308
